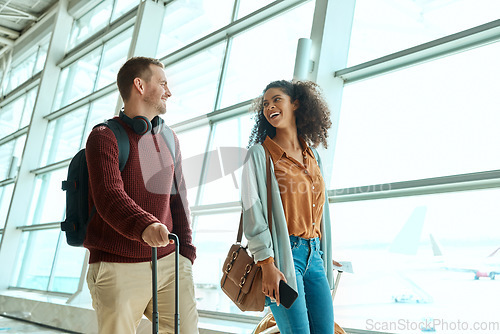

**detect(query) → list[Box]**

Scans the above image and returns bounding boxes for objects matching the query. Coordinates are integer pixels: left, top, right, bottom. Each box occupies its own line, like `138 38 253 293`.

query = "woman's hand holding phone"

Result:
260 262 286 306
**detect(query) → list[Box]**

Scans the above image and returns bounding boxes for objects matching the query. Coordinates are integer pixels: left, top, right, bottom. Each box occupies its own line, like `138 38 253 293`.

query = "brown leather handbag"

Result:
220 147 272 312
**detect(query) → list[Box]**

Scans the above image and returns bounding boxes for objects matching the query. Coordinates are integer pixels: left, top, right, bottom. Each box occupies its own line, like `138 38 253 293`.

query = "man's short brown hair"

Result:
117 56 164 101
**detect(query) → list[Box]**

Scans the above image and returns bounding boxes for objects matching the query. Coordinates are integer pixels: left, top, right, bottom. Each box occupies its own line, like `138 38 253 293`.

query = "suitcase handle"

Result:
152 234 180 334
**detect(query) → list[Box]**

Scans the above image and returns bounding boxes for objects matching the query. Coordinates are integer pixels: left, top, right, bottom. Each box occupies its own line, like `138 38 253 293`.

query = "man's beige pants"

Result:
86 253 199 333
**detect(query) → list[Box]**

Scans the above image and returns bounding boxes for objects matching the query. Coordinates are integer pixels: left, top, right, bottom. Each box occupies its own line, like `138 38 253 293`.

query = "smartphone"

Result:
278 280 298 309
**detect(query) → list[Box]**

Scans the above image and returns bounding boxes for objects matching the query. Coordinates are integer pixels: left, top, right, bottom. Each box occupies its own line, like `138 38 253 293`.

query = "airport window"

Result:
26 169 67 227
11 228 86 295
82 91 120 139
110 0 139 23
0 184 14 229
331 40 500 189
331 188 500 330
53 29 132 111
157 0 235 57
49 238 88 294
236 0 275 19
0 136 26 181
34 37 51 75
0 69 3 95
19 88 38 129
37 91 119 220
163 42 227 125
2 49 37 95
1 36 48 96
12 172 83 288
347 0 500 66
3 0 499 332
176 125 211 206
0 87 37 137
95 28 133 91
219 1 315 109
68 0 114 50
11 229 60 291
40 107 88 166
198 114 253 206
52 49 101 111
192 211 264 317
0 140 16 180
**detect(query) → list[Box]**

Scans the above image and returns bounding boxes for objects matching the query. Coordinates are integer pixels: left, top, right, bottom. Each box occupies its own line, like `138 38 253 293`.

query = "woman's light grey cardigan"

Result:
241 144 334 292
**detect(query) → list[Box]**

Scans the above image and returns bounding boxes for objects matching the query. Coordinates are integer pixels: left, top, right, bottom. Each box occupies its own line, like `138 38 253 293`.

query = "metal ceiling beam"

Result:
0 25 19 38
0 3 38 20
0 13 34 19
0 35 14 46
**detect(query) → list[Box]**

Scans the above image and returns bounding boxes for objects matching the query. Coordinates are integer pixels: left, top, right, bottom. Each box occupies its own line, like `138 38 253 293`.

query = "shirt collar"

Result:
263 136 313 162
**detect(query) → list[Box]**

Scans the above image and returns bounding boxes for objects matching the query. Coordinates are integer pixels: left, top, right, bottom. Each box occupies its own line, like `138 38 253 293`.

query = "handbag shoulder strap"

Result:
237 145 273 243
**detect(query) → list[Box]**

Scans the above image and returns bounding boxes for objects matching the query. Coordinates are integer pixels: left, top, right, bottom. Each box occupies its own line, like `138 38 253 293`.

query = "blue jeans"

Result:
268 236 334 334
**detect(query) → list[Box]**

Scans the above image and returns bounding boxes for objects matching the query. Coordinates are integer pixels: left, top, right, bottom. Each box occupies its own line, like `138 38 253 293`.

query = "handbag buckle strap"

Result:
238 263 254 287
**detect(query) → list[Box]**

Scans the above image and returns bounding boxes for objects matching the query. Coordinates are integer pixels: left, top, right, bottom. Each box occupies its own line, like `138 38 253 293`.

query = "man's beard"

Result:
144 95 166 115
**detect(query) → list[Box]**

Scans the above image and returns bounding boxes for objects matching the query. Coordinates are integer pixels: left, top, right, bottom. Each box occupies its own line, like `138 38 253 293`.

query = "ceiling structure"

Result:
0 0 58 58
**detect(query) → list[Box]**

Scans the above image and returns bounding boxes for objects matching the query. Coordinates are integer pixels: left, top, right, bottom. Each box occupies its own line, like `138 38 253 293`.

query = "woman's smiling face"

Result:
262 88 299 130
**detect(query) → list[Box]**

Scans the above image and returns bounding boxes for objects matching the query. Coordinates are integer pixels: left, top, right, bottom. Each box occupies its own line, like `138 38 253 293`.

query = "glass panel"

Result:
41 107 87 166
26 169 67 226
0 68 3 95
50 241 87 293
11 135 26 178
176 125 211 206
332 189 500 330
111 0 138 22
348 0 500 66
157 0 234 57
83 92 119 140
236 0 274 19
53 48 101 111
332 41 500 189
0 141 15 180
165 42 226 125
193 212 263 317
20 87 38 128
4 50 37 94
1 69 9 94
0 92 26 136
68 0 113 49
220 1 315 108
199 114 253 205
0 184 14 229
12 229 60 291
95 28 133 91
34 36 51 74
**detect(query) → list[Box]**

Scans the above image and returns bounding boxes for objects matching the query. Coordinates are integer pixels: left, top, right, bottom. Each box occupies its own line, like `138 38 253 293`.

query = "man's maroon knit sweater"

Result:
84 117 196 264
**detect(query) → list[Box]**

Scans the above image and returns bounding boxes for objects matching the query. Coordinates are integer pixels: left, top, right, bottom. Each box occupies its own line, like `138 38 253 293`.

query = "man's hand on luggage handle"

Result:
142 223 174 247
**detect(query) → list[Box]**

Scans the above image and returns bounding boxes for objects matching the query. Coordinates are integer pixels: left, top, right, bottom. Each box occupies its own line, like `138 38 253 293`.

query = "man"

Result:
85 56 198 333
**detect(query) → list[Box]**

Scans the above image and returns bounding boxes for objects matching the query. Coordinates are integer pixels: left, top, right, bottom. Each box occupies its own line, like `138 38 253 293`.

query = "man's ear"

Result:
133 77 144 95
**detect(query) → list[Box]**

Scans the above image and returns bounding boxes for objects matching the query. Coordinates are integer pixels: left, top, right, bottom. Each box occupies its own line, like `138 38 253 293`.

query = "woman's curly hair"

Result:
248 80 332 149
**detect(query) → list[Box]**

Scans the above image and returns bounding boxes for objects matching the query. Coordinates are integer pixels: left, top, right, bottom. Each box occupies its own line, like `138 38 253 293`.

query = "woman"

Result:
241 80 337 333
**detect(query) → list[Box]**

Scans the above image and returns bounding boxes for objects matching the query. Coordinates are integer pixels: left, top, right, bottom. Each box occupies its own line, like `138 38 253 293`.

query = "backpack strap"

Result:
87 119 130 224
97 118 130 171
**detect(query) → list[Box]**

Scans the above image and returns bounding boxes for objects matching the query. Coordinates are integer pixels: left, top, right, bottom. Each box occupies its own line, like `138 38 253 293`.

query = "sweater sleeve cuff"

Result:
180 245 197 264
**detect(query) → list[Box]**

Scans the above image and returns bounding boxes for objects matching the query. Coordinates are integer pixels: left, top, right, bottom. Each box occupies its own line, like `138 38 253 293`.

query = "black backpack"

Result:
61 118 176 247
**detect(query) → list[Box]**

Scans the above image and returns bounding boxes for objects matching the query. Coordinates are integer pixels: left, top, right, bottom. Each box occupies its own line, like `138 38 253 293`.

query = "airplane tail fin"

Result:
429 234 443 256
389 206 427 255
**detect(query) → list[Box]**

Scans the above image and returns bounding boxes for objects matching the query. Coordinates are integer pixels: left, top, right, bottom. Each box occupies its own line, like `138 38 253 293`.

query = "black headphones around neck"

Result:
119 109 164 135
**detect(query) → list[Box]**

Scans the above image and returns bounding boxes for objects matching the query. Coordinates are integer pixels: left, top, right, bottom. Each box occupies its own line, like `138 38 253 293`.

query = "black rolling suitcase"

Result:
152 234 180 334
